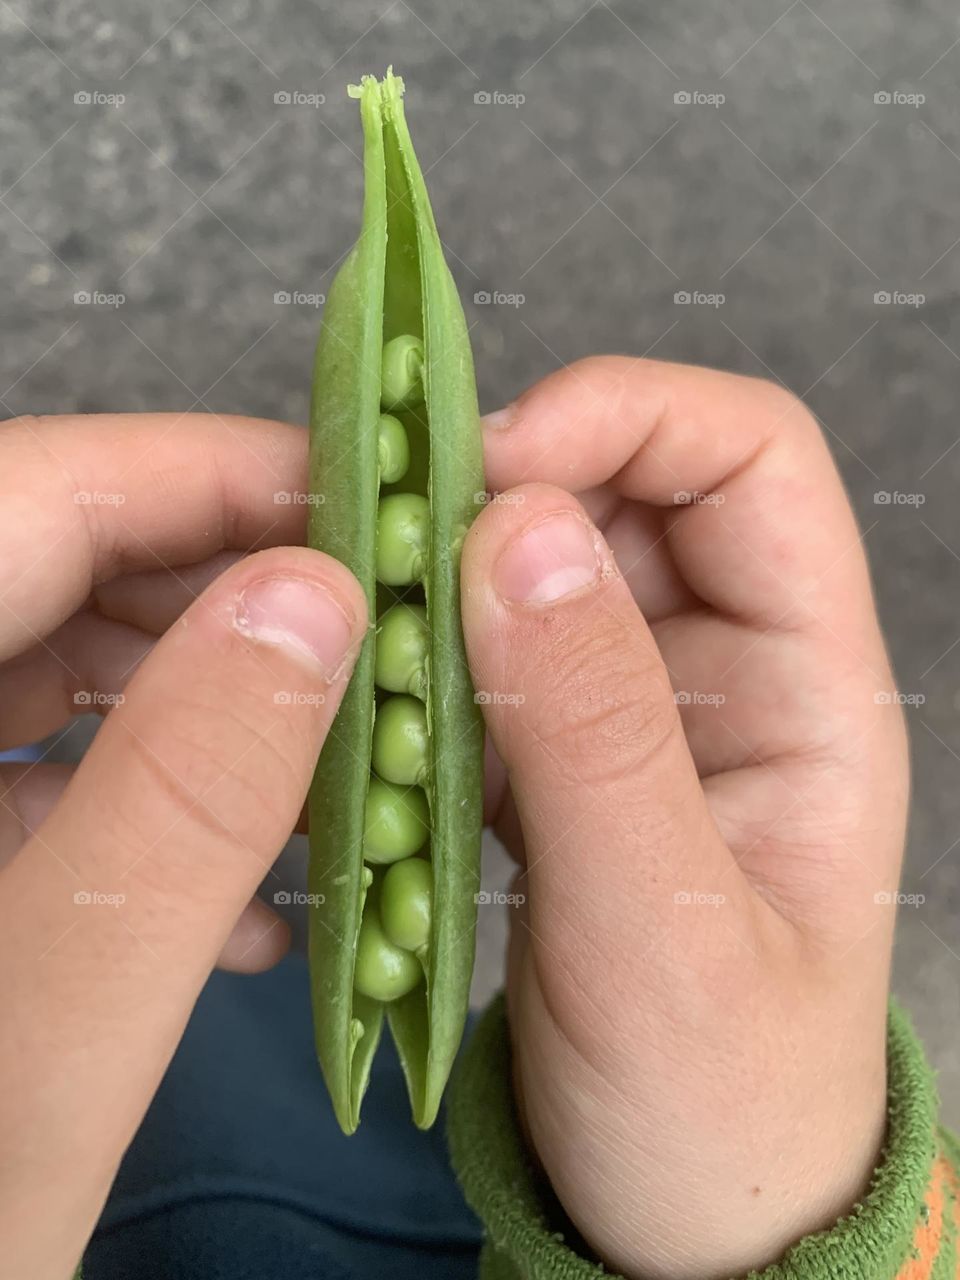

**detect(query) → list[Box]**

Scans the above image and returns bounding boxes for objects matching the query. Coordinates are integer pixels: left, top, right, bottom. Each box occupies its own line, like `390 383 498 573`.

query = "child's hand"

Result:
463 358 906 1280
0 413 367 1280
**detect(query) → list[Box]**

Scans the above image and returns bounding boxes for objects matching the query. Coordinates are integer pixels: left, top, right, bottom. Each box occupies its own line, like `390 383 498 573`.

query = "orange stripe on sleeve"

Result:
944 1158 960 1279
894 1154 950 1280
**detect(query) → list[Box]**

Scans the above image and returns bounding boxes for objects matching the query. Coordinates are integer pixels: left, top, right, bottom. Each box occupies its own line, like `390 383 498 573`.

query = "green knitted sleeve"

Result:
447 996 959 1280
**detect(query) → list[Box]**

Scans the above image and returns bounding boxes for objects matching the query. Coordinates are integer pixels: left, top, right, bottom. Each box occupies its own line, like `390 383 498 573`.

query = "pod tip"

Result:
349 70 405 105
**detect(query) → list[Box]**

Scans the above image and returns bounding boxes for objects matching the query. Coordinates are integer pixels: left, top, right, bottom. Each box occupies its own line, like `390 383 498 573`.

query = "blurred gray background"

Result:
2 1 958 1121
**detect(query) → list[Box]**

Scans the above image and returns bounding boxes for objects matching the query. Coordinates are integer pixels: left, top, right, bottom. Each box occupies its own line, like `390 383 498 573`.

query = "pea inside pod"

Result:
354 901 423 1002
376 493 430 586
375 604 429 699
363 778 430 864
380 334 425 411
377 414 410 484
307 70 483 1134
381 856 433 954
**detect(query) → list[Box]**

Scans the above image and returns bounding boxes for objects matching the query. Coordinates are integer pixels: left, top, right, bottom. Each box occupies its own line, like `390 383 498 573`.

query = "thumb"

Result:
0 546 366 1276
461 486 743 1031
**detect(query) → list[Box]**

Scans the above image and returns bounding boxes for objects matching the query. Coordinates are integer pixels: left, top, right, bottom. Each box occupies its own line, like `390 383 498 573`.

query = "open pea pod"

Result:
307 69 484 1133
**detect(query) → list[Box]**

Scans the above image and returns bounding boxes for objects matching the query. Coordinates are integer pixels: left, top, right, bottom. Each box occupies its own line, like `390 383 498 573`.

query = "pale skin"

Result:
0 358 906 1280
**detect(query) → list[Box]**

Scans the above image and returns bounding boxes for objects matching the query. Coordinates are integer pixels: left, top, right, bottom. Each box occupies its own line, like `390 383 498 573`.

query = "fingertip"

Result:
480 357 641 492
464 483 595 581
240 545 368 623
217 899 292 973
481 405 518 433
462 486 603 665
227 546 368 676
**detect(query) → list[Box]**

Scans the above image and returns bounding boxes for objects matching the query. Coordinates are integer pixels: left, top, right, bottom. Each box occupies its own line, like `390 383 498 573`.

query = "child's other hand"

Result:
0 413 367 1279
464 359 906 1280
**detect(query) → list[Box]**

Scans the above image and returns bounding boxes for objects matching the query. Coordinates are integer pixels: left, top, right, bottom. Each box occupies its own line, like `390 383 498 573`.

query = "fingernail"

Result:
234 577 356 673
494 512 601 604
482 404 518 431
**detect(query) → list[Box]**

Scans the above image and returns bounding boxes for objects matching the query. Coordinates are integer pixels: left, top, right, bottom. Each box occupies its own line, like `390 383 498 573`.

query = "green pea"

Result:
381 857 432 953
307 70 484 1135
376 493 429 585
354 903 423 1002
372 694 429 786
381 333 425 410
375 604 428 699
377 413 410 483
363 778 430 864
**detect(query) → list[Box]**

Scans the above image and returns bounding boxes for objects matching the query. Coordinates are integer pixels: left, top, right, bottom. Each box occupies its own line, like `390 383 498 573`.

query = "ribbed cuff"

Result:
447 995 957 1280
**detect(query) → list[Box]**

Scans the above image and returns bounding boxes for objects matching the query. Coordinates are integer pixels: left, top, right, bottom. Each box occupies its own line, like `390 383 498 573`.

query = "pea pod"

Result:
307 69 484 1133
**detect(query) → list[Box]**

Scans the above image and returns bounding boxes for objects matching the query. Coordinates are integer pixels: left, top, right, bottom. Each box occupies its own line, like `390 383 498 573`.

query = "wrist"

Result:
448 998 944 1280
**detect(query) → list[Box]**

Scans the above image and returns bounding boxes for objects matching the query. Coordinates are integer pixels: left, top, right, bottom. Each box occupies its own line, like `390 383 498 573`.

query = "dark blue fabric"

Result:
86 954 482 1278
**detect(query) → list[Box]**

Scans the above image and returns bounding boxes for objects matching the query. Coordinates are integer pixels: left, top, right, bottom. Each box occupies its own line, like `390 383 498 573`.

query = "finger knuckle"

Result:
758 379 818 439
121 696 302 852
527 623 679 787
117 722 236 852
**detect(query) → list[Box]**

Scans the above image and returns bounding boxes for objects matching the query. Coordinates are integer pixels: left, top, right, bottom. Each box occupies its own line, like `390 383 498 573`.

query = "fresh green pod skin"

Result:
308 70 484 1134
375 604 428 699
375 493 430 586
371 695 429 786
363 778 430 864
381 857 432 953
380 334 425 410
354 903 423 1002
377 414 410 484
306 77 387 1134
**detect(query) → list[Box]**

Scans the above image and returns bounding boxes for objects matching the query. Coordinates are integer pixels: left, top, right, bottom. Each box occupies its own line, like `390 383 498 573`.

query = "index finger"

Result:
0 413 308 661
482 357 875 638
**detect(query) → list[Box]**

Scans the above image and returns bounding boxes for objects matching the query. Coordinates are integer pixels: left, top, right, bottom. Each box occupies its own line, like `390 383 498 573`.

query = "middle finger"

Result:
0 553 246 748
